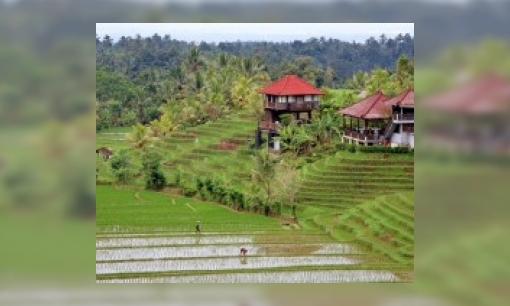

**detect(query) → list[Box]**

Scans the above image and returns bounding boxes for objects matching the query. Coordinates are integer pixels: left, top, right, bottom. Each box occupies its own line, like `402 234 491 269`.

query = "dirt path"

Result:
186 203 197 212
134 192 148 203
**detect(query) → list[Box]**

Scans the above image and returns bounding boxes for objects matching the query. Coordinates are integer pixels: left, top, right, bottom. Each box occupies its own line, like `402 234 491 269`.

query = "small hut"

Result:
96 147 113 160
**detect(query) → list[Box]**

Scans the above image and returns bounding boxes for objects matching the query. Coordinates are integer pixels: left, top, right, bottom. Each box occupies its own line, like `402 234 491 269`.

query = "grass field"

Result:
96 185 407 283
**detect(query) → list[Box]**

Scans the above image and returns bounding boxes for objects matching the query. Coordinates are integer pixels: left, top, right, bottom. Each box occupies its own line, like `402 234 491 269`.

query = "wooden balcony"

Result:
343 130 380 143
258 121 279 131
393 113 414 122
264 101 318 112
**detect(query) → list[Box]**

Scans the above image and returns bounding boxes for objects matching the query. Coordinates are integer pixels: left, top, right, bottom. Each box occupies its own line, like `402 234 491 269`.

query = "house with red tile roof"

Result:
255 74 324 150
337 91 390 146
337 89 414 148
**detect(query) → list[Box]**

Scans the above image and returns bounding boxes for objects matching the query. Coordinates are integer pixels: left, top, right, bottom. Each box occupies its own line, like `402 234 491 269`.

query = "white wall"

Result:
274 140 281 151
391 132 414 148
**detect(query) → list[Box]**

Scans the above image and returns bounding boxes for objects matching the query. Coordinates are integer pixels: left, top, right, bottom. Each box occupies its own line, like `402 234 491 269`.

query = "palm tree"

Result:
251 150 280 215
293 126 315 155
310 113 340 144
367 68 391 95
187 46 205 72
394 55 414 90
150 114 180 138
274 123 298 154
231 75 257 110
346 71 368 91
126 123 151 149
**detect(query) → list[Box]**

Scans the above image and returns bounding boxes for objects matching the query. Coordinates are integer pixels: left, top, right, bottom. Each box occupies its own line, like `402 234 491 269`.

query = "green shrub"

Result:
195 177 204 191
145 169 167 190
347 144 357 153
213 182 227 204
204 178 214 194
182 183 197 197
335 143 347 151
198 189 208 200
236 147 255 156
358 146 412 154
172 171 181 187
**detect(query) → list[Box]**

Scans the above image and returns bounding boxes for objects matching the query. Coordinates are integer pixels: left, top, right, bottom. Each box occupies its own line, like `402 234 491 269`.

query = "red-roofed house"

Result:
337 91 391 145
337 89 415 148
255 74 324 149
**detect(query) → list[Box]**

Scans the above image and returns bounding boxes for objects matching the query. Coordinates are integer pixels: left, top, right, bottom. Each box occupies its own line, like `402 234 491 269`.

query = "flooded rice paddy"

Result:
97 270 398 283
96 233 395 283
96 255 360 274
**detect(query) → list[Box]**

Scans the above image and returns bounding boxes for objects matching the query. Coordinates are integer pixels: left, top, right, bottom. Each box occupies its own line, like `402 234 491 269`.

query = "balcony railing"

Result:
264 101 318 111
343 130 379 142
393 113 414 121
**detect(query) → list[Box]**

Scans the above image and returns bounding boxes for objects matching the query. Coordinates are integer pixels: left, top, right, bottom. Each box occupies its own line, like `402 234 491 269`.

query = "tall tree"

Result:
126 123 151 149
251 150 280 216
273 160 302 219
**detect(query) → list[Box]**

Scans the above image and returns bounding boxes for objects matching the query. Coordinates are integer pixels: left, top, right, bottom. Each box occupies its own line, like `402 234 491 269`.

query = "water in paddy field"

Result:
97 270 398 283
95 234 396 283
96 256 360 274
96 235 254 247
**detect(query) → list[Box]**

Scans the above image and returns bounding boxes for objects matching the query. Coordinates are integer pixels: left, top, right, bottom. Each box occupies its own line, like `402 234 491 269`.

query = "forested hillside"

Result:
96 34 413 86
96 34 414 131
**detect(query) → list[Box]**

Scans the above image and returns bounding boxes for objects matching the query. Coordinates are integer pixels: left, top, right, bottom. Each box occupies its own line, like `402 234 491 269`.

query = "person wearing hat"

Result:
195 221 201 234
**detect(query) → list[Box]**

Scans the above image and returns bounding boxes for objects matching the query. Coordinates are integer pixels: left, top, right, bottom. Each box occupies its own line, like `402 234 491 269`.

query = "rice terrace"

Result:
96 23 414 283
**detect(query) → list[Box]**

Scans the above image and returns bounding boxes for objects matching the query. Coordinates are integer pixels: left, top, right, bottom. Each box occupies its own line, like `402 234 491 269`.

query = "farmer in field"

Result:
195 221 201 234
240 247 248 256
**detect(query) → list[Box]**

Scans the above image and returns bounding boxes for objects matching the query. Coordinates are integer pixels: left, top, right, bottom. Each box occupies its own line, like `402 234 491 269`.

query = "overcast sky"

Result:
96 23 414 43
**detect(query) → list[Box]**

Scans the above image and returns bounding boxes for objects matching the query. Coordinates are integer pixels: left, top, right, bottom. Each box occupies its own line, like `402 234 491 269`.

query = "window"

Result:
312 95 318 101
305 95 312 102
280 96 287 103
288 95 296 103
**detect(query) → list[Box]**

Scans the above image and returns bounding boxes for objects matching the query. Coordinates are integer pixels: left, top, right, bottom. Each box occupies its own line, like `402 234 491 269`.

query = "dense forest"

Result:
96 33 414 85
96 34 414 132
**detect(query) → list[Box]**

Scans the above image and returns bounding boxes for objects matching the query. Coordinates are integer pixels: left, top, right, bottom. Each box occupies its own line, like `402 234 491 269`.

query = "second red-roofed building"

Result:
337 89 414 148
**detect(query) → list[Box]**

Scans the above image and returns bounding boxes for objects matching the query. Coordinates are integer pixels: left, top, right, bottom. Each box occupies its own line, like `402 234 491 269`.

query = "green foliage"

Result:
335 143 347 151
141 150 167 190
110 150 133 184
96 68 137 104
358 146 412 154
172 170 182 187
97 34 413 88
181 180 197 197
362 55 414 97
273 160 302 212
320 88 357 113
336 143 412 154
